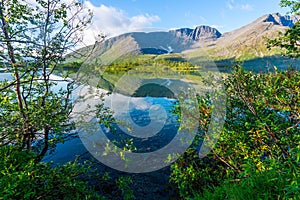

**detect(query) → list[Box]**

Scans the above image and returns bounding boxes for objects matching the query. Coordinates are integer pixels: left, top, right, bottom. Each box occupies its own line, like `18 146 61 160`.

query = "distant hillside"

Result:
183 13 299 70
69 13 299 70
68 25 221 65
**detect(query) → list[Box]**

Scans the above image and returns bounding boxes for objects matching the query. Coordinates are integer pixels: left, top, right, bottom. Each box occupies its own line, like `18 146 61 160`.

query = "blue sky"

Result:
83 0 289 44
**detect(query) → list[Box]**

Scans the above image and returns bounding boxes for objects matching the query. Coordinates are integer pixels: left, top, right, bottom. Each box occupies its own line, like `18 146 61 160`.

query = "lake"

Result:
0 72 200 166
0 69 222 199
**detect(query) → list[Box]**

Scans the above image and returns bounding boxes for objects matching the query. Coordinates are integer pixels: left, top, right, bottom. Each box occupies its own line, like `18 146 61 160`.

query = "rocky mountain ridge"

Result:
185 13 299 61
263 13 299 27
71 13 299 65
170 25 222 41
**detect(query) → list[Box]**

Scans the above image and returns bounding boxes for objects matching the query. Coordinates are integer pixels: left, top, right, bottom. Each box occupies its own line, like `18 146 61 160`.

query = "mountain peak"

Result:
170 28 194 39
170 25 221 41
262 13 299 27
77 12 299 62
190 25 222 40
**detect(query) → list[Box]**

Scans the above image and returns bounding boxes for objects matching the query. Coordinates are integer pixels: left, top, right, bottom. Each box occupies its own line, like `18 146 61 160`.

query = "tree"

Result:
267 0 300 58
170 67 300 198
0 0 92 158
0 145 104 199
170 1 300 198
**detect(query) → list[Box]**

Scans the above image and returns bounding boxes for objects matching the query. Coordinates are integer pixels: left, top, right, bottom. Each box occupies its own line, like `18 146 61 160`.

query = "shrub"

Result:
0 146 104 200
170 67 300 199
196 170 288 200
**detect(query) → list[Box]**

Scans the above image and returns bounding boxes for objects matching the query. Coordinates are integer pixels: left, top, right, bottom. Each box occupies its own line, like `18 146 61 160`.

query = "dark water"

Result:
0 72 183 199
44 95 181 199
104 97 180 153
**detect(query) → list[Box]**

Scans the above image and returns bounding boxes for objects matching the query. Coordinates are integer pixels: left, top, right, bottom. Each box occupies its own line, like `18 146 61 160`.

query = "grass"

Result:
192 169 299 200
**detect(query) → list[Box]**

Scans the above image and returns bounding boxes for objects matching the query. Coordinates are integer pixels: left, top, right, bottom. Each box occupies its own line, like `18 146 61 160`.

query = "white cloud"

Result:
240 4 253 11
227 1 253 11
227 2 234 10
211 25 224 29
24 0 159 46
82 2 160 45
199 15 207 22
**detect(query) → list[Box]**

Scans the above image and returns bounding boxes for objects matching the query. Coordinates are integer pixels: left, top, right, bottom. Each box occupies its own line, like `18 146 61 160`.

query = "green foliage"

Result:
170 67 300 199
196 155 300 199
0 0 92 157
116 176 135 200
78 56 202 94
280 0 300 15
267 0 300 58
195 166 298 200
170 148 227 197
0 146 104 200
59 61 84 74
100 57 198 74
0 1 108 199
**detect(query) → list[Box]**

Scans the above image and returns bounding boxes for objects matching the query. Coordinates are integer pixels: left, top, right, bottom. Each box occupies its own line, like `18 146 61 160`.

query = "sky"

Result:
82 0 290 44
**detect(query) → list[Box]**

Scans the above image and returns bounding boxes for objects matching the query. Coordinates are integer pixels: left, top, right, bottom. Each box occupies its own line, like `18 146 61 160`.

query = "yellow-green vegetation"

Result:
1 0 299 199
98 55 199 72
170 2 300 197
0 146 104 200
184 36 284 63
267 1 300 59
78 56 211 95
170 67 300 199
205 35 283 62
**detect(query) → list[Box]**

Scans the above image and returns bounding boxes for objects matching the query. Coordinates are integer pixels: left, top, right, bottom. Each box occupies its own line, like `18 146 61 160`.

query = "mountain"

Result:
263 13 299 27
185 13 299 62
70 13 299 68
71 25 222 64
170 26 221 41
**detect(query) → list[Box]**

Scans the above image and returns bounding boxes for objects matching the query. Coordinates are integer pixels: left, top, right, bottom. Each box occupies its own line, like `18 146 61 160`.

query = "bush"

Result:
195 172 284 200
0 146 104 200
170 67 300 199
196 159 300 200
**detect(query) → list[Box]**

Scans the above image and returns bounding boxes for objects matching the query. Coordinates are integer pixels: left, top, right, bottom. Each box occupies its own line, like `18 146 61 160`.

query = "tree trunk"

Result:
0 2 30 150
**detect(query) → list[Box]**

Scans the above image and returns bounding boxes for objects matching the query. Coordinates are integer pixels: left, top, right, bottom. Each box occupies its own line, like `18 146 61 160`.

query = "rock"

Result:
170 26 222 41
189 25 222 41
170 28 194 39
263 13 299 27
